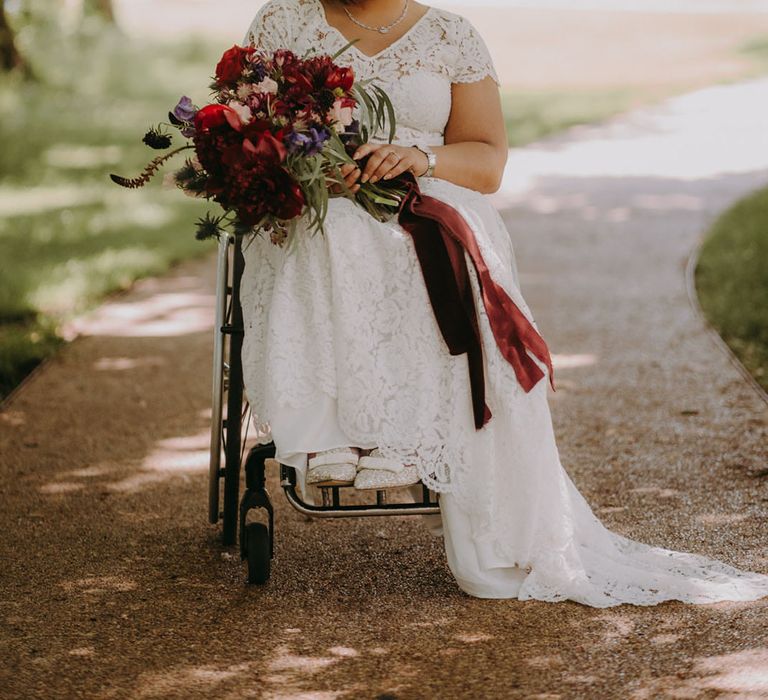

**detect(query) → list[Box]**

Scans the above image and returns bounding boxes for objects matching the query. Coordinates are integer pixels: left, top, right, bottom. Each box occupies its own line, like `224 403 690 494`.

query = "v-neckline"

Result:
312 0 434 61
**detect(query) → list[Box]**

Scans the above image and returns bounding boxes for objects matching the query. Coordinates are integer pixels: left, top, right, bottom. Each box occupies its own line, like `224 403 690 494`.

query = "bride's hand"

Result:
329 162 362 195
352 143 428 184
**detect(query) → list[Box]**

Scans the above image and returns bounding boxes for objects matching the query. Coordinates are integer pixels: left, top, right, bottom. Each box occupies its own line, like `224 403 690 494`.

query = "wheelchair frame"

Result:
208 235 441 584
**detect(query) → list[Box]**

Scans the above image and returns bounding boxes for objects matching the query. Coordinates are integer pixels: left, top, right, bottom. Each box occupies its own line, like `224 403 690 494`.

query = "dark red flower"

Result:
242 130 287 165
325 66 354 92
215 44 255 86
272 49 299 68
281 64 314 97
270 173 305 219
234 166 305 224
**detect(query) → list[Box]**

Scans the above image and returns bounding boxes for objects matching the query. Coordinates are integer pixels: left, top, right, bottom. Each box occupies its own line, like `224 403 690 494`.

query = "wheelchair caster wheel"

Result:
245 522 271 584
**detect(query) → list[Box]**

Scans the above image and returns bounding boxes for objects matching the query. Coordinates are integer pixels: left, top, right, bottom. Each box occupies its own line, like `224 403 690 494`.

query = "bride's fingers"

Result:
329 164 360 194
355 145 393 182
343 166 361 188
365 151 401 183
381 160 410 180
351 142 384 161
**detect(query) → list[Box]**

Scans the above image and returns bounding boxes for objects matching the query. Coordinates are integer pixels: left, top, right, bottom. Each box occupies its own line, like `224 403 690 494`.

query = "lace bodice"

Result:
242 0 500 148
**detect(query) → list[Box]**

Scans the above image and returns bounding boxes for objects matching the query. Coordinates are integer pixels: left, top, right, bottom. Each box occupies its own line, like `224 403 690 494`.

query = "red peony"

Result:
215 45 255 86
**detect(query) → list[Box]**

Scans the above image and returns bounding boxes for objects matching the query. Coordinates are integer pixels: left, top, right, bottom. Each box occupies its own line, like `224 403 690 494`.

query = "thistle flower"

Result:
195 211 226 240
142 126 173 149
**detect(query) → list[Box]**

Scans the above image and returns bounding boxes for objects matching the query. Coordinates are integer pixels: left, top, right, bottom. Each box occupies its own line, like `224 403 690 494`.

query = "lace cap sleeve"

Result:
242 0 295 50
450 16 500 87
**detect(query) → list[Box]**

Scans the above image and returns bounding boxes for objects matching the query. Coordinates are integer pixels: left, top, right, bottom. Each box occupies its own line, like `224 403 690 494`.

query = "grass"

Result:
500 29 768 148
738 34 768 74
0 17 221 398
501 87 643 148
695 186 768 392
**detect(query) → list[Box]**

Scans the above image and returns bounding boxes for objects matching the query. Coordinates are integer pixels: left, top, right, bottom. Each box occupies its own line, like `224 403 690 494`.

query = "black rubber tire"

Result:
245 522 271 584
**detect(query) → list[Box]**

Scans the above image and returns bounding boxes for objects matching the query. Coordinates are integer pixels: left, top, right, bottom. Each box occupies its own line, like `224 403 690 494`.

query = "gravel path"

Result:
2 78 768 700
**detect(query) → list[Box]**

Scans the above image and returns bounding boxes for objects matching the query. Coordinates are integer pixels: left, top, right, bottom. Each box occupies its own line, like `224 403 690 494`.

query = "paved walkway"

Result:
2 78 768 699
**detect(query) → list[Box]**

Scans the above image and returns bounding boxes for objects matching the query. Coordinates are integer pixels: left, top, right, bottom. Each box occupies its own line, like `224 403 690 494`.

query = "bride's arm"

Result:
437 76 509 193
352 75 508 194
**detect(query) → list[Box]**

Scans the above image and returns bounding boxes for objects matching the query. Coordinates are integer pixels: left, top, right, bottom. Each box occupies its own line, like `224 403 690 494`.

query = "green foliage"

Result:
0 317 61 399
0 22 221 398
696 186 768 390
737 33 768 74
500 88 641 147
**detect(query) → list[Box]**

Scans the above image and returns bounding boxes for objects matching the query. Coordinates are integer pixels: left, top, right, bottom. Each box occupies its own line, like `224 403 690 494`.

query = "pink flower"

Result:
329 97 354 132
228 101 253 125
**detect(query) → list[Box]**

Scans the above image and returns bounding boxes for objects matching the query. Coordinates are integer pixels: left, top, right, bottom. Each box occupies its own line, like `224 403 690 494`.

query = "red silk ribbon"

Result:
396 173 555 429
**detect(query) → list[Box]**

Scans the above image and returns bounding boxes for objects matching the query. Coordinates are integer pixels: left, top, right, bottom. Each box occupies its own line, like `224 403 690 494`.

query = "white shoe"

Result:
354 448 421 490
306 447 360 487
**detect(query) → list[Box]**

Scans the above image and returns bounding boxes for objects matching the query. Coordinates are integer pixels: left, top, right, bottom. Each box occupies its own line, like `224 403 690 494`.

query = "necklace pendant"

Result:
378 26 390 33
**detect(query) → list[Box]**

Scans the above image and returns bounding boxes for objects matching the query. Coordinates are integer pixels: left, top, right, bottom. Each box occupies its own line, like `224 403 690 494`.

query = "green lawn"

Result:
2 17 768 400
695 186 768 391
501 88 641 148
0 20 220 398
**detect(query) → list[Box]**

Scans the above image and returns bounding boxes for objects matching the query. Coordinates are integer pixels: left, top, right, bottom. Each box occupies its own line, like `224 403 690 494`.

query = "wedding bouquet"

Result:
110 41 406 247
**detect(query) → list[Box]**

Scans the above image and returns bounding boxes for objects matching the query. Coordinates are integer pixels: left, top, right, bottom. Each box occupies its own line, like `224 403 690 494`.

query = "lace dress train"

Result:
238 0 768 606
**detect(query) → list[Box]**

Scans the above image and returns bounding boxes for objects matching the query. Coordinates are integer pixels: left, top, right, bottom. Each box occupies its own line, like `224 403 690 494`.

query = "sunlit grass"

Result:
737 34 768 74
696 186 768 391
501 87 640 147
0 18 220 398
501 30 768 147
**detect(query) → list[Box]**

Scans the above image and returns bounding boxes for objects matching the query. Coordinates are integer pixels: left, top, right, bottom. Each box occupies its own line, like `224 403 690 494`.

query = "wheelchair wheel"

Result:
245 522 271 584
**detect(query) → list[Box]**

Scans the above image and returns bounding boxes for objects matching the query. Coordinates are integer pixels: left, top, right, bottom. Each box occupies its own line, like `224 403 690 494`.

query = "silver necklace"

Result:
343 0 410 34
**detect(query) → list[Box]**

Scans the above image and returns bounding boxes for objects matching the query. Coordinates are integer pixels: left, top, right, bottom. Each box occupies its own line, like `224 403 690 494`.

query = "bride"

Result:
238 0 768 606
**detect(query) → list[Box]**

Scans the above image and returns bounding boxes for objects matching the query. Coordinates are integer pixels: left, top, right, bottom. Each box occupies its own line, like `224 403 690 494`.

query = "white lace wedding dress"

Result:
238 0 768 606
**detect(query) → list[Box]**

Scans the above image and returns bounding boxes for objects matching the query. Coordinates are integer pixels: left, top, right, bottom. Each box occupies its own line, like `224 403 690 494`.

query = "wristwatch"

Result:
412 144 437 178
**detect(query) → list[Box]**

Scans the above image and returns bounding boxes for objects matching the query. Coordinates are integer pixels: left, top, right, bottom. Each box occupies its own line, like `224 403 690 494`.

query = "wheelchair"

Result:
208 235 442 584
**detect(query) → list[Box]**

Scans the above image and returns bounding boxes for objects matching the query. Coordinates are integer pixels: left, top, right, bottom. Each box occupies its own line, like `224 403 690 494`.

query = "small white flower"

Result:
254 77 278 95
237 83 255 100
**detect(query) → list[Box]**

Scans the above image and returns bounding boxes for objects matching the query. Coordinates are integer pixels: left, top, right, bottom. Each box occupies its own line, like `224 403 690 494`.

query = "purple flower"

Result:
173 96 197 123
286 131 311 154
307 127 330 155
285 127 330 156
248 59 267 84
